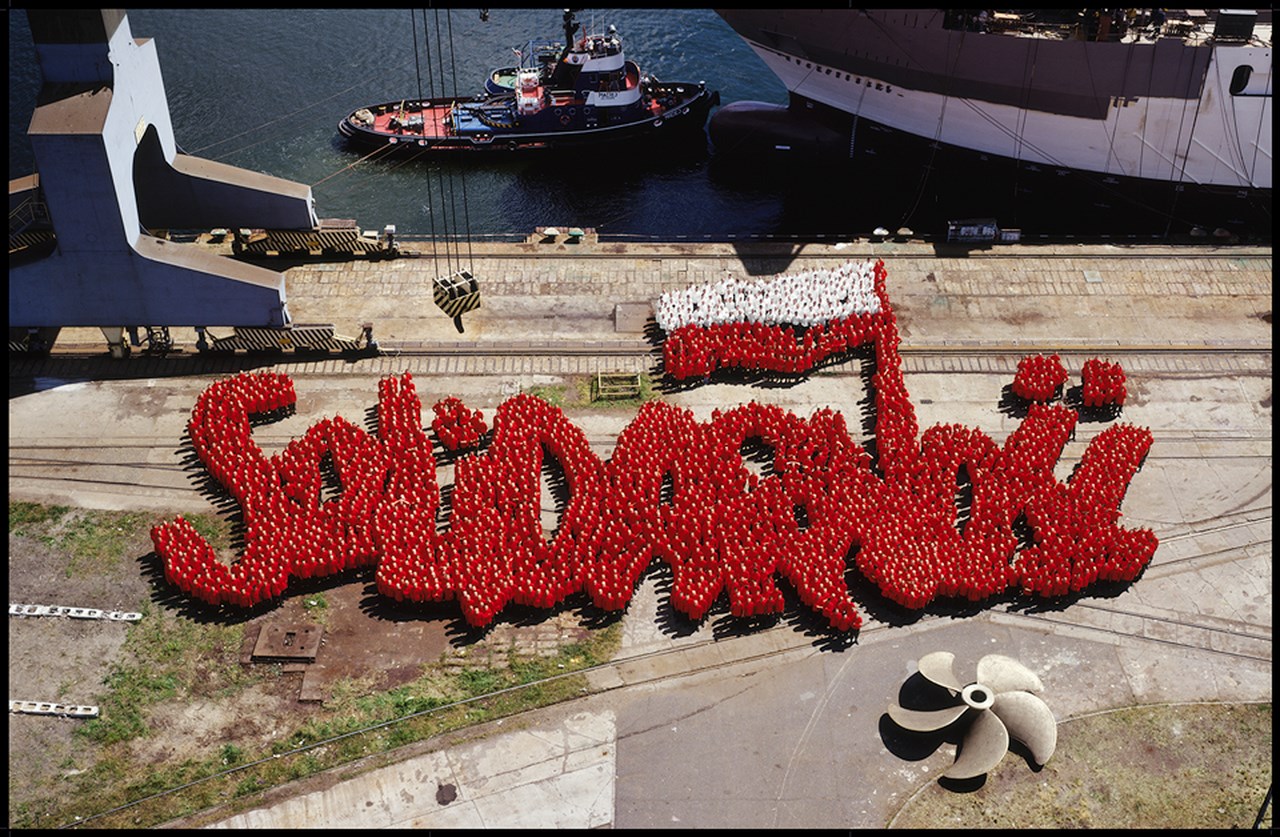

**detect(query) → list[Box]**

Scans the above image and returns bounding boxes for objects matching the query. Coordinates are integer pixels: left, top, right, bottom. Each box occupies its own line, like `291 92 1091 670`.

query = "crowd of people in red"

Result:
151 263 1157 631
155 371 391 607
1012 354 1069 402
431 396 488 451
1081 358 1128 407
377 390 607 626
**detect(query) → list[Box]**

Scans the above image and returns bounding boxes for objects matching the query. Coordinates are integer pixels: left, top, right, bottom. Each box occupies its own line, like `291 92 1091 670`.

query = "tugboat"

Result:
338 10 719 153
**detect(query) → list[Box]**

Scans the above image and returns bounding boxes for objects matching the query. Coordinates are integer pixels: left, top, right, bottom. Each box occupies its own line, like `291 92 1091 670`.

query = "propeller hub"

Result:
961 683 994 710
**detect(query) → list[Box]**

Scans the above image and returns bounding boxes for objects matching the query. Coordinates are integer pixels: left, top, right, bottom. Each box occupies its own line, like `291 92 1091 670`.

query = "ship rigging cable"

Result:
188 82 371 160
1161 41 1207 235
862 10 1200 229
415 7 476 286
309 143 397 190
865 10 957 229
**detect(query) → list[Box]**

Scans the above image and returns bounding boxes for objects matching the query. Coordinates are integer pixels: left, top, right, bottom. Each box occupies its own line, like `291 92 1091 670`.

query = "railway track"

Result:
14 340 1270 358
8 343 1271 384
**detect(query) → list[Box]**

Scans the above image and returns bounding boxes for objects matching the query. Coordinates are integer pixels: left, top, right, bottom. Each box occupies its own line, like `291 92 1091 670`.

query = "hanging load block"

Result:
433 270 482 318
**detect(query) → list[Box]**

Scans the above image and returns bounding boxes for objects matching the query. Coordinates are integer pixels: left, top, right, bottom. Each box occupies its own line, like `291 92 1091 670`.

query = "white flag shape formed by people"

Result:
654 259 881 332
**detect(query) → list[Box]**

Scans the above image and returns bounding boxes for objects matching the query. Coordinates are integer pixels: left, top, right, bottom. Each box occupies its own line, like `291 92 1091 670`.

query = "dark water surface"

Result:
11 8 811 240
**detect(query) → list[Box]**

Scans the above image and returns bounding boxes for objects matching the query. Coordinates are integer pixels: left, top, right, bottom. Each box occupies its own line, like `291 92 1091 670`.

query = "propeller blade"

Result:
887 701 968 733
944 709 1009 779
918 651 963 694
991 691 1058 766
976 653 1044 695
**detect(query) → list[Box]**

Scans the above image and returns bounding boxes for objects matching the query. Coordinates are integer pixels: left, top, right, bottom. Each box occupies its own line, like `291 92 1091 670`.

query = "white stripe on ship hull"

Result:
750 42 1271 189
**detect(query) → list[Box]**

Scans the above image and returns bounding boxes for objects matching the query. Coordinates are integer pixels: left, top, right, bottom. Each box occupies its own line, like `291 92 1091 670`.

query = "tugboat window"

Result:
1229 65 1252 95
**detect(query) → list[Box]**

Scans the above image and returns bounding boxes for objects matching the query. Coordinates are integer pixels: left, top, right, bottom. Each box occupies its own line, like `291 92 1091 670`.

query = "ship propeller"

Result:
887 651 1057 780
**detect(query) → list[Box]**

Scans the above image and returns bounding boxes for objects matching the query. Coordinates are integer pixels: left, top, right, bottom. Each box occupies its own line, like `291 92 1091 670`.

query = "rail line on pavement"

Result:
9 342 1271 384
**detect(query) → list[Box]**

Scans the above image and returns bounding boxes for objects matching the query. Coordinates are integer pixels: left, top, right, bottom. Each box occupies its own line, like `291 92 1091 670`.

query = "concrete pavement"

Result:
9 239 1270 828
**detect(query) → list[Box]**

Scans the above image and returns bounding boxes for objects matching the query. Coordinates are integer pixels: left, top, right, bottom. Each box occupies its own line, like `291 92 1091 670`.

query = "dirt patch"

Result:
129 679 304 767
999 309 1048 327
8 529 151 808
8 504 602 828
268 576 455 701
890 703 1272 829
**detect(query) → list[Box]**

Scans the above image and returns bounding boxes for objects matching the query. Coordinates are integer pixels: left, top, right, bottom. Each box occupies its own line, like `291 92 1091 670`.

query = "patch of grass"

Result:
183 512 234 553
113 622 620 828
75 600 256 747
588 372 662 410
525 374 658 411
53 509 150 578
508 654 557 684
233 776 260 798
302 592 329 625
8 500 70 535
891 702 1272 830
523 383 569 406
458 667 505 698
13 500 631 831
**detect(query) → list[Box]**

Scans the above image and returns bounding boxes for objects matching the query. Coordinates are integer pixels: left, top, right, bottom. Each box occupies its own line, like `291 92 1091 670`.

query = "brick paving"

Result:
33 240 1271 358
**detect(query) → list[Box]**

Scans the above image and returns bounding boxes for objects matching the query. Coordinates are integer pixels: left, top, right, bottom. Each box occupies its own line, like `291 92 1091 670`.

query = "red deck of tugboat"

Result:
371 106 453 139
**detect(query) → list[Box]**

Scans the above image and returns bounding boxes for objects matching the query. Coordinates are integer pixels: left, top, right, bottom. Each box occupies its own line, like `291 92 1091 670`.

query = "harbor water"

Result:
8 8 1271 241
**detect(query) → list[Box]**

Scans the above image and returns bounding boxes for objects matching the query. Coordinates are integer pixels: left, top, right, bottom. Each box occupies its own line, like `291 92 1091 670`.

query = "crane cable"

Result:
432 7 459 278
419 8 447 280
445 7 476 273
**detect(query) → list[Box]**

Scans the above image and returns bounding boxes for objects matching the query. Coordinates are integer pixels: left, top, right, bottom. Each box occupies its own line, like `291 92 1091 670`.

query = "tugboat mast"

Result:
561 8 580 55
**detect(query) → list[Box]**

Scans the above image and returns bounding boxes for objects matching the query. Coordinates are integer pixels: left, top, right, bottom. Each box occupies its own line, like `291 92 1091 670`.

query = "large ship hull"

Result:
709 95 1271 238
713 9 1271 236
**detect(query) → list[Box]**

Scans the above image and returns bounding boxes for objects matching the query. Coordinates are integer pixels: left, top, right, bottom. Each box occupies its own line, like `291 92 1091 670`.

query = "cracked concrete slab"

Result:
209 710 616 829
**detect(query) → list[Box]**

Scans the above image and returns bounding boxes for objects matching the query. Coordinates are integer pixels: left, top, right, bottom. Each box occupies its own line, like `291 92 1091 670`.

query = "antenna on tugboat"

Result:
563 9 580 48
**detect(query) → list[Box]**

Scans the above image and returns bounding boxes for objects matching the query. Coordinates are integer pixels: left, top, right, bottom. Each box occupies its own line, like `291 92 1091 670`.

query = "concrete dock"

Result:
8 239 1271 828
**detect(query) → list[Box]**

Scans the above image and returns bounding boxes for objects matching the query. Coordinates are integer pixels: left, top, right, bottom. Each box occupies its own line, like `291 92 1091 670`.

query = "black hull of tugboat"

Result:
338 89 719 155
708 96 1272 241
